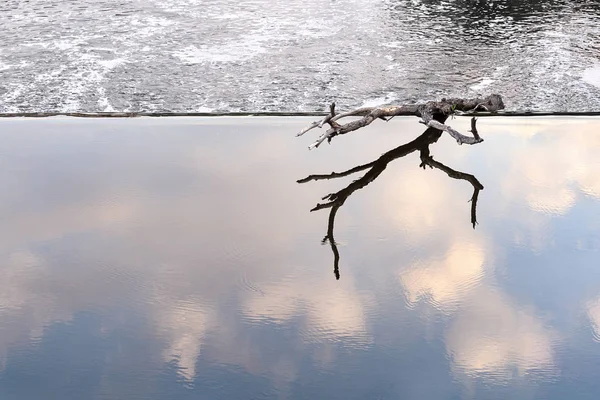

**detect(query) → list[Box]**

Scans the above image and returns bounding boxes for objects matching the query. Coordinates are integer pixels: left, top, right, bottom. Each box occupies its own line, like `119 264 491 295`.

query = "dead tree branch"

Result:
298 94 504 149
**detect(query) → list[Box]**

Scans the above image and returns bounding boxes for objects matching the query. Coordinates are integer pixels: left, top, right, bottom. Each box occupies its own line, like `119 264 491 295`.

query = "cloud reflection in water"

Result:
0 117 599 398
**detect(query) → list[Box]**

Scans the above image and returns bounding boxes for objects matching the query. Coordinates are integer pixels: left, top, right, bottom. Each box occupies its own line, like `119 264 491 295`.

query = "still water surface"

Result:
1 117 600 398
1 0 600 112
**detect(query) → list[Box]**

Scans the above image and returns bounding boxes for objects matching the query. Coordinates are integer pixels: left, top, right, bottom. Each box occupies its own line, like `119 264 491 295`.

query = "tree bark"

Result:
297 94 504 149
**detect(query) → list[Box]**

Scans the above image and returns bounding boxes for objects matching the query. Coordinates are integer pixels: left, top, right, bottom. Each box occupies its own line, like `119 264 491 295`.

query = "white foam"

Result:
132 16 175 37
211 12 252 20
470 78 494 92
54 40 78 51
360 92 399 108
0 83 24 112
583 65 600 88
21 42 51 48
380 41 405 49
88 47 117 53
34 66 67 83
97 58 127 70
96 86 115 112
174 43 266 64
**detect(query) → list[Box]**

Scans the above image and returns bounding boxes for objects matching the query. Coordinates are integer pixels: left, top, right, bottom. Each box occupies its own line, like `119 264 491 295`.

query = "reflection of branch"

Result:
297 160 376 183
299 117 485 280
419 151 484 228
323 206 341 280
298 119 447 210
469 116 481 141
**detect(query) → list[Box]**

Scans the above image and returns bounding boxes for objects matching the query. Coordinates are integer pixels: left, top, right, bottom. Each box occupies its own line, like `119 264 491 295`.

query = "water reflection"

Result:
299 117 483 280
1 117 600 399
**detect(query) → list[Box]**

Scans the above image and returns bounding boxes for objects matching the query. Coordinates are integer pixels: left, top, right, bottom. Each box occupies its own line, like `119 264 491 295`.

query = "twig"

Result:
296 102 337 137
469 117 481 141
422 119 483 145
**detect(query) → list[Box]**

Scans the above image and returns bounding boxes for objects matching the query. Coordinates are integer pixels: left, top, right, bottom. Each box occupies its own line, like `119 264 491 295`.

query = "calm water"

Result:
1 117 600 398
1 0 600 113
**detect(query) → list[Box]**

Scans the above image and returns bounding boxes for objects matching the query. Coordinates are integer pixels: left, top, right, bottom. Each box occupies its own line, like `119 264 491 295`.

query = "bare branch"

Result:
308 105 419 149
469 117 481 141
299 94 504 149
297 121 322 137
424 119 483 145
296 102 337 137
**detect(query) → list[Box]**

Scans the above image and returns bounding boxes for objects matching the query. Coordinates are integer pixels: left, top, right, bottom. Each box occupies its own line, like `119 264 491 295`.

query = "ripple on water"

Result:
1 0 600 112
400 243 487 314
